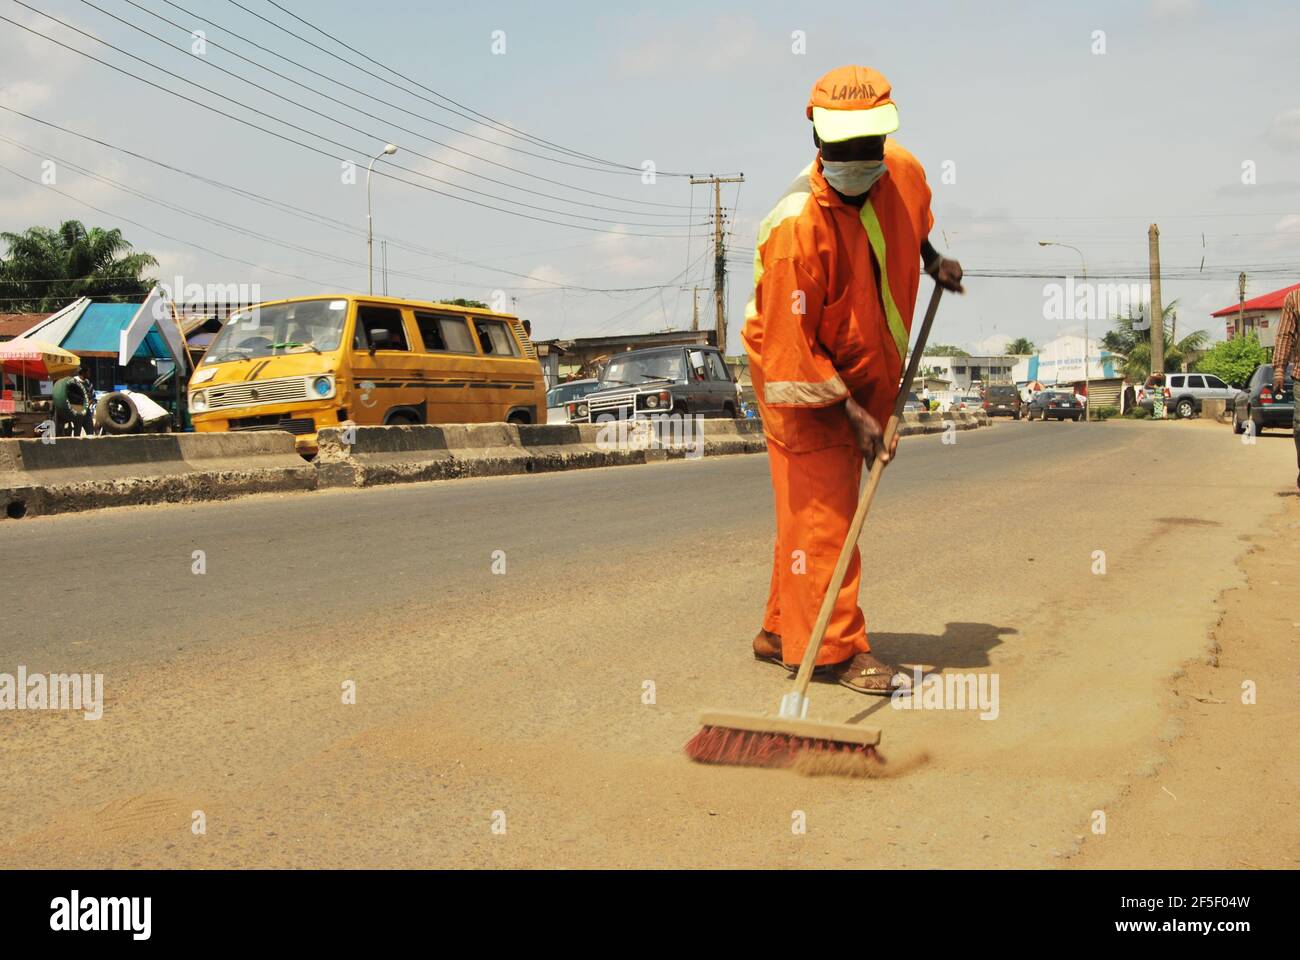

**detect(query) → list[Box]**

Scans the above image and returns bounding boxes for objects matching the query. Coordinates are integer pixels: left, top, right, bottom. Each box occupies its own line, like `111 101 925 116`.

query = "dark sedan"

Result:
1231 364 1294 436
1027 390 1082 421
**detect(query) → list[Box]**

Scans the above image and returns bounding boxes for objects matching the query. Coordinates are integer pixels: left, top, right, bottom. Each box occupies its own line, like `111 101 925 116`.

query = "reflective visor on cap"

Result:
811 102 900 143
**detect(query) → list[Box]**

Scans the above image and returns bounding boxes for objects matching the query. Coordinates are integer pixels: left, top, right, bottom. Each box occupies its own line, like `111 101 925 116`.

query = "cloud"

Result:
0 80 53 114
1268 107 1300 148
1258 213 1300 252
972 334 1013 355
1214 180 1300 198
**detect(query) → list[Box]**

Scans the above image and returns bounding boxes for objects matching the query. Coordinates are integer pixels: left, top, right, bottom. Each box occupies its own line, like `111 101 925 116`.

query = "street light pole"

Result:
367 144 398 295
1039 240 1090 421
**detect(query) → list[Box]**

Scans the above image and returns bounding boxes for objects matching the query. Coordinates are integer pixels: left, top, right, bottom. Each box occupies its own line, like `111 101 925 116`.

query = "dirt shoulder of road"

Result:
1069 490 1300 868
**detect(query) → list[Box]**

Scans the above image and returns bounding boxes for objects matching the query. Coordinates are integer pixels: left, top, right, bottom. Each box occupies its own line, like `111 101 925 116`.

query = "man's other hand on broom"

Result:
845 397 897 465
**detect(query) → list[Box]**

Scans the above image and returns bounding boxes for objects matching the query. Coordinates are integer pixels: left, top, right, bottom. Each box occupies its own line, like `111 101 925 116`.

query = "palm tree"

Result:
1101 300 1208 380
0 220 157 313
1005 337 1035 355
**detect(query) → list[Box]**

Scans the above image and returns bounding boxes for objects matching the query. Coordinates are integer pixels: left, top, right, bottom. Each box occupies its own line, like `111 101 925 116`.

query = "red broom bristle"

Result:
684 725 879 770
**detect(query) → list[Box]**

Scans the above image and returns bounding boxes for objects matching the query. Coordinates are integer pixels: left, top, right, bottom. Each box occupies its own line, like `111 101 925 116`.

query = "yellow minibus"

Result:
188 295 544 453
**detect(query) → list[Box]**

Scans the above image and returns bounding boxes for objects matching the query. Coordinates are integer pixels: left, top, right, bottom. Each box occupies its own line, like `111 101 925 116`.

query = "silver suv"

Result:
1138 372 1239 419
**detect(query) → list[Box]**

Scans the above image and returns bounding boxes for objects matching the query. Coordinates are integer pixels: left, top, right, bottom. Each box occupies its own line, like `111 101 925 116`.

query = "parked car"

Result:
1027 390 1082 421
566 345 739 422
1137 372 1238 419
981 384 1022 419
545 378 602 424
1231 364 1295 436
950 394 981 412
903 392 925 413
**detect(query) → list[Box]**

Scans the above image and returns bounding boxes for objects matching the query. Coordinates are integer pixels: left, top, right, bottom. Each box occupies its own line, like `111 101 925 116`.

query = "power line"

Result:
99 0 699 217
0 158 359 292
253 0 722 178
0 10 701 238
15 1 707 228
0 105 702 291
0 136 709 296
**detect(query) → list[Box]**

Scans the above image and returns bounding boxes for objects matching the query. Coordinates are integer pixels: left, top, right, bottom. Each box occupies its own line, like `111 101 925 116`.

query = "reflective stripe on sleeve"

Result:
764 374 848 406
752 164 814 290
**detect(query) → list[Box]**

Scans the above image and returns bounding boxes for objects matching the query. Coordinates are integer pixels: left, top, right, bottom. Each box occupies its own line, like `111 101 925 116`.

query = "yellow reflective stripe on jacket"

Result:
764 373 847 406
752 164 814 290
859 198 910 363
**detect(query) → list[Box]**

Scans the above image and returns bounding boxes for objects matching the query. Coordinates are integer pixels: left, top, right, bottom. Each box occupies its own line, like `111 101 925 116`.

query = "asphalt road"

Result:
1 417 1295 867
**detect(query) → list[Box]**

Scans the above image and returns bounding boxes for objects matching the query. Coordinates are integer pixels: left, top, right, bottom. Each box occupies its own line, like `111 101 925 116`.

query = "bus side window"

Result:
436 315 477 353
474 319 520 357
414 312 447 351
356 305 409 350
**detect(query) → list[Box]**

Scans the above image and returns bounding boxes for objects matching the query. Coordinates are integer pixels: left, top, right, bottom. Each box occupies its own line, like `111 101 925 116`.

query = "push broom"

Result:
685 283 944 774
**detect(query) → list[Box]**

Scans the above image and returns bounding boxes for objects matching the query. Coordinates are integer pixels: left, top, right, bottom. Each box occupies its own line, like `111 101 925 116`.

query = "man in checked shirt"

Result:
1273 290 1300 489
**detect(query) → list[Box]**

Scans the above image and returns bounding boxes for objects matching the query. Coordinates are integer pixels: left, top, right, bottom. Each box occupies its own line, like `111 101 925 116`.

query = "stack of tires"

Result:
51 377 148 435
51 376 95 437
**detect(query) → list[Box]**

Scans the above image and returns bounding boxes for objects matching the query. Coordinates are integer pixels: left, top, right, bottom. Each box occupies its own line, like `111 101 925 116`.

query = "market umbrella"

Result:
0 339 80 414
0 339 80 379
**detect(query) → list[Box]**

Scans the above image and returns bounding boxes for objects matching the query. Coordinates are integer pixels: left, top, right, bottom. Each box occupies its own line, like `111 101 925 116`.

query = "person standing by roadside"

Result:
1272 290 1299 489
1150 372 1166 420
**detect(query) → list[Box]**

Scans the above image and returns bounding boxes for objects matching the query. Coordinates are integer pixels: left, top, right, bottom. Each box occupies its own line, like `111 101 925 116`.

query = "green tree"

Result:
1192 334 1267 387
1005 337 1035 355
923 343 970 357
436 297 489 309
0 220 157 312
1100 300 1208 380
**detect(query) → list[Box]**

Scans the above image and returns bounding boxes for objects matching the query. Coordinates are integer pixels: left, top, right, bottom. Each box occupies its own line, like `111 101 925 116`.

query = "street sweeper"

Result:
742 65 964 696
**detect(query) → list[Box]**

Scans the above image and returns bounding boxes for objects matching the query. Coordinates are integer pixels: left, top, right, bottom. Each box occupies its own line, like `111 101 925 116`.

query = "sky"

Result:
2 0 1299 356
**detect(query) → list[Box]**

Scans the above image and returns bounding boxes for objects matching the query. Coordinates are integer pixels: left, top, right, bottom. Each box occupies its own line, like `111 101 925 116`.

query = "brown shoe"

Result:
752 629 785 668
833 652 914 696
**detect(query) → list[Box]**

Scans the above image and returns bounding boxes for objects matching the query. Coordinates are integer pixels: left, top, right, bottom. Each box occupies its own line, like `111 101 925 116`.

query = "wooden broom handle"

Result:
791 284 944 697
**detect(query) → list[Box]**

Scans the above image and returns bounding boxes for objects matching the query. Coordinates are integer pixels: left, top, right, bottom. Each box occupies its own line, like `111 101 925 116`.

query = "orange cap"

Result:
806 65 900 142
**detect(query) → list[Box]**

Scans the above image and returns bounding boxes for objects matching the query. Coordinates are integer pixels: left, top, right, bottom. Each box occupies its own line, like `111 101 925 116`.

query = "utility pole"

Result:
381 240 388 296
691 286 700 332
689 174 744 354
1148 224 1164 381
1237 272 1247 339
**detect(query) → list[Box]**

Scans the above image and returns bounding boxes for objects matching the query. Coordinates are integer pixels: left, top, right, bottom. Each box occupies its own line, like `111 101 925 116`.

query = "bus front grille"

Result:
207 376 310 409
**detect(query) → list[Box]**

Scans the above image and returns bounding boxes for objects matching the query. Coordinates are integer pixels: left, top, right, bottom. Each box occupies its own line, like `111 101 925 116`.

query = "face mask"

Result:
822 159 885 197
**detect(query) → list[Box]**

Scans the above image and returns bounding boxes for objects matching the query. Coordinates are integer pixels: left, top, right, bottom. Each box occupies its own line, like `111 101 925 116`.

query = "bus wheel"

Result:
507 411 530 425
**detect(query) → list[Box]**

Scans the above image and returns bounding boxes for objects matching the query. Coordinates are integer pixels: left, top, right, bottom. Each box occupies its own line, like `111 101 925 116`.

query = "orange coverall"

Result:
741 141 934 666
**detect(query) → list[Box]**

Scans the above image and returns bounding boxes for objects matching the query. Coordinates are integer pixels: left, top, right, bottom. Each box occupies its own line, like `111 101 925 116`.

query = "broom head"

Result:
685 710 883 776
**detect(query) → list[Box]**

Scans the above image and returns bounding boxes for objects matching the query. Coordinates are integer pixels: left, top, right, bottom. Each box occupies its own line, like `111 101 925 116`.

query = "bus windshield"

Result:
205 299 349 363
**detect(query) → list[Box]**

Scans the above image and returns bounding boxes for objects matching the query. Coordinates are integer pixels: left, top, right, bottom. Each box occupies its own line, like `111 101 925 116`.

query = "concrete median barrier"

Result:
0 432 315 519
897 410 987 436
1 410 990 516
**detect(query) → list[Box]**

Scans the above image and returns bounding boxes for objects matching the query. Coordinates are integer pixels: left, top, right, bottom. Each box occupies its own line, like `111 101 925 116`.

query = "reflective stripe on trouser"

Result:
761 440 870 665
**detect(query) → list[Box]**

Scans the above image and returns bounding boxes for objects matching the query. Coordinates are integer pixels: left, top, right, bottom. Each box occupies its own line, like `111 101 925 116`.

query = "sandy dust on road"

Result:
1 420 1296 868
1070 491 1300 868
